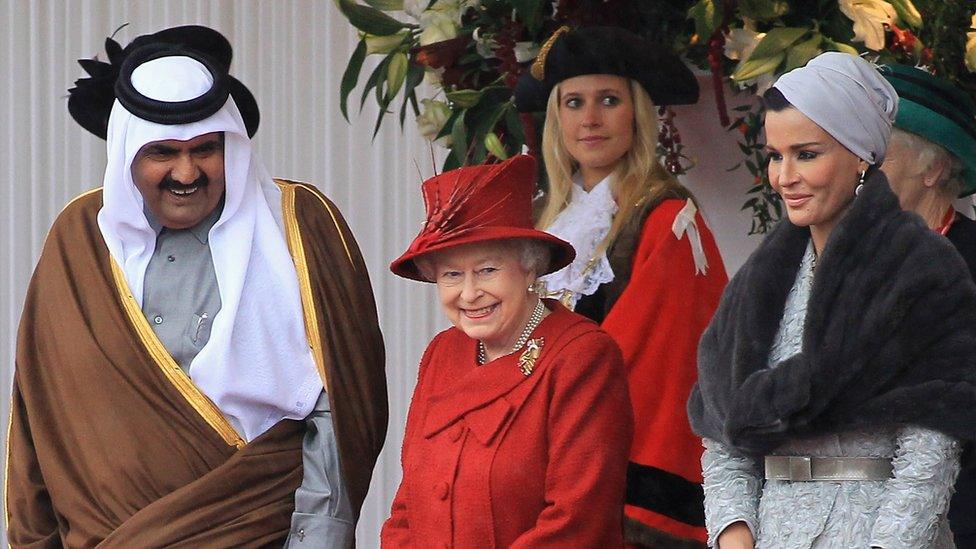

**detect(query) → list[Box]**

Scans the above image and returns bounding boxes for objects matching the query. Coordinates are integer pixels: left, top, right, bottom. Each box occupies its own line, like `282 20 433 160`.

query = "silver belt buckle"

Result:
788 456 813 481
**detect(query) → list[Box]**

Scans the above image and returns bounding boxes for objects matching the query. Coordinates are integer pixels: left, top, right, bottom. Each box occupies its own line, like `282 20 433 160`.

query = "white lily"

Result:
966 13 976 72
724 26 765 61
473 27 499 58
419 9 459 46
403 0 428 19
417 99 454 147
839 0 896 51
514 41 540 63
424 67 445 86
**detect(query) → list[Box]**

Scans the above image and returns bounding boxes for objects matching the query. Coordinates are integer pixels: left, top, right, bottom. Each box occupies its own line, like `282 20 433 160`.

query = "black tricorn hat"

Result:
514 26 699 112
68 25 259 139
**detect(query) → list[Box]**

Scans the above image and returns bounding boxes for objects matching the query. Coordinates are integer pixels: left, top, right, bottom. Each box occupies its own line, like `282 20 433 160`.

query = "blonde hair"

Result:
890 128 964 199
536 78 686 256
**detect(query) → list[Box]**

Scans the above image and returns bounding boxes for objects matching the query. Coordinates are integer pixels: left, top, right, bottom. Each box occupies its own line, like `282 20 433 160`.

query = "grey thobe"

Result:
141 205 354 547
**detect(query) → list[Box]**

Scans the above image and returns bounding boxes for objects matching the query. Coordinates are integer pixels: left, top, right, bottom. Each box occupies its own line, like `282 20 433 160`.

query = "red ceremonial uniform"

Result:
595 199 727 545
381 302 633 548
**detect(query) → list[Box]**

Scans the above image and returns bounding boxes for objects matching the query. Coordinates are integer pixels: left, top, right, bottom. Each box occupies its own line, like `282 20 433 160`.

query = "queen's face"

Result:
429 241 537 354
765 107 865 231
557 74 635 187
880 136 925 210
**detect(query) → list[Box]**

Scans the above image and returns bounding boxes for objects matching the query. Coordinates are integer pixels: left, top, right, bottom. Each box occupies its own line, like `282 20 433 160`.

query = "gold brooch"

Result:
517 338 544 376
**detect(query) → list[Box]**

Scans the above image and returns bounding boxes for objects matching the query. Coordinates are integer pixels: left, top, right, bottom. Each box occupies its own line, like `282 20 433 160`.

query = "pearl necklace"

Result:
477 298 546 365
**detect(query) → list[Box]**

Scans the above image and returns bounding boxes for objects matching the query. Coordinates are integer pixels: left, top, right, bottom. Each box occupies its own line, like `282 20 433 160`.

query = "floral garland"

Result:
334 0 976 232
689 0 976 232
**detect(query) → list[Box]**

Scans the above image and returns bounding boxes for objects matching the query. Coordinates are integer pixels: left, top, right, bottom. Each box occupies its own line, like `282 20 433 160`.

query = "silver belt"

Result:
764 456 893 482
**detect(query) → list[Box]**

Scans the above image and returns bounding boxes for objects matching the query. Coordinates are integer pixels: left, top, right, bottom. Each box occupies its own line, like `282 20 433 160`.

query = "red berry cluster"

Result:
888 24 934 65
658 106 685 175
495 19 524 89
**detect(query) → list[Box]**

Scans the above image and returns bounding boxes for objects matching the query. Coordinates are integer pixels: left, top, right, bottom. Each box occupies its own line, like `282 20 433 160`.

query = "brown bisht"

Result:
6 180 388 548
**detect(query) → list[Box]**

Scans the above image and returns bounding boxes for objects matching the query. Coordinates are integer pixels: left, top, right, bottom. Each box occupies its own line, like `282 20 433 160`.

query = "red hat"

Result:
390 155 575 282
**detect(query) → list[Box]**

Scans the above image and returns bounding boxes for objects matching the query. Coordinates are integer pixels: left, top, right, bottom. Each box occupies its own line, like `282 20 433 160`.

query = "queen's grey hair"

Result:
890 128 965 199
414 238 552 283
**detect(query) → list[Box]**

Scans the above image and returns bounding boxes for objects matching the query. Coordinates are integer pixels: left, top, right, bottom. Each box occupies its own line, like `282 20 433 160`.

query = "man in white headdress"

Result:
6 26 387 548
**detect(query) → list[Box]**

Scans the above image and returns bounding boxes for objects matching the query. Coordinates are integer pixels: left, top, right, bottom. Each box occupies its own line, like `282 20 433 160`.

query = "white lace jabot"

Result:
538 174 618 309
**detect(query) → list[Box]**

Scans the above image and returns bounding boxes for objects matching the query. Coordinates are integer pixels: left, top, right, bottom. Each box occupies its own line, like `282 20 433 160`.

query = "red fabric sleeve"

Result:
510 331 633 548
380 334 443 547
6 373 62 549
602 199 727 541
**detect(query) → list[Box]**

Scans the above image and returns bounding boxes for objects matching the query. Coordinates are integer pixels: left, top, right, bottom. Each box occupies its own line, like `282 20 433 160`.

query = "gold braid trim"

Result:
530 26 571 81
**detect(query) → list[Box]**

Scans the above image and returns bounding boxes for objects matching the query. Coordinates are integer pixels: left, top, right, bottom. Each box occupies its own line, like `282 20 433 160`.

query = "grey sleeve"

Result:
701 438 762 547
869 426 961 549
284 390 355 549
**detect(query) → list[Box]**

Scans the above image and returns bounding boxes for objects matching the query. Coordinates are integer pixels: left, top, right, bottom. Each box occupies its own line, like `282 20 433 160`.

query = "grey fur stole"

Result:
688 171 976 456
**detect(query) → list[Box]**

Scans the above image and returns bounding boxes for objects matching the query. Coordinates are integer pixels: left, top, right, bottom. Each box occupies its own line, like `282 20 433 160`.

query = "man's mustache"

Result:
159 173 209 191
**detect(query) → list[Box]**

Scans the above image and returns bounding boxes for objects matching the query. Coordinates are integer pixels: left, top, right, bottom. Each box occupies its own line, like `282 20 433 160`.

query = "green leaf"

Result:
733 104 754 112
511 0 544 33
446 89 483 109
738 0 789 21
386 52 408 101
333 0 408 36
738 142 754 156
748 27 809 60
484 132 509 160
785 33 823 71
340 39 367 122
889 0 922 29
450 113 468 166
732 52 785 81
364 30 408 55
360 55 391 112
435 109 461 141
687 0 723 40
504 105 526 147
731 27 808 81
372 102 388 138
823 38 859 55
398 64 425 126
363 0 403 10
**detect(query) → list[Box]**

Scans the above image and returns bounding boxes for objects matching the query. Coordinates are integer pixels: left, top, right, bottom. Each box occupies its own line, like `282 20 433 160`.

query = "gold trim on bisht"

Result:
277 181 331 389
286 181 356 270
110 260 245 449
5 394 14 546
531 26 571 81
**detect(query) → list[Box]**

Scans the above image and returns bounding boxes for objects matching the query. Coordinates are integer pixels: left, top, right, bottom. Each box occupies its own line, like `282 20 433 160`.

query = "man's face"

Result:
131 132 226 229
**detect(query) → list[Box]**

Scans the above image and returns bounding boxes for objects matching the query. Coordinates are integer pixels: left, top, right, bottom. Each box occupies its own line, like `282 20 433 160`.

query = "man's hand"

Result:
717 521 755 549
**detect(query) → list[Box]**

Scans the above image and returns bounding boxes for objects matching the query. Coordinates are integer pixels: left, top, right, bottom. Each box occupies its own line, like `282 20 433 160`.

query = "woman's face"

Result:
557 74 635 186
765 107 865 230
430 241 537 352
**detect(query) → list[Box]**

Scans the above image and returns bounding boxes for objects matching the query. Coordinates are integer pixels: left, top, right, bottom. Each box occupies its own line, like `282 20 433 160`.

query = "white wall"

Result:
0 1 762 546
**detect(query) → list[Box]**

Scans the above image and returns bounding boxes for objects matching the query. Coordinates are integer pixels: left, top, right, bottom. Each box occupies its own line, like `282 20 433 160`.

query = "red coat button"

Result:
435 481 450 500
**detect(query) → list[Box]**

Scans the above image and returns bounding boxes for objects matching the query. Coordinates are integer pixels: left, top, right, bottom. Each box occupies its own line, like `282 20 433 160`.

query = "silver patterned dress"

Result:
702 242 962 548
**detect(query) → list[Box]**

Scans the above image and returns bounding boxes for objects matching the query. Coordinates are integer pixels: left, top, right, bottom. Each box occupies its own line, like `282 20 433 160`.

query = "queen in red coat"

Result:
383 155 634 547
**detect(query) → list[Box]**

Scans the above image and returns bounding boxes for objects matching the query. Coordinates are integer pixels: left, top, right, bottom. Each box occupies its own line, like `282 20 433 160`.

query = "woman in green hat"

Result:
880 63 976 548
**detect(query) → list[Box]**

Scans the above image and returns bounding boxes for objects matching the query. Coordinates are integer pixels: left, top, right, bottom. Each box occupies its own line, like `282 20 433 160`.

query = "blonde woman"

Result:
515 26 729 548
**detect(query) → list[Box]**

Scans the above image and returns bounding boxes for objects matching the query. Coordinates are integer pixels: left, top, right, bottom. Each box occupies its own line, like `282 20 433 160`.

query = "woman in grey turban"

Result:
688 52 976 548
